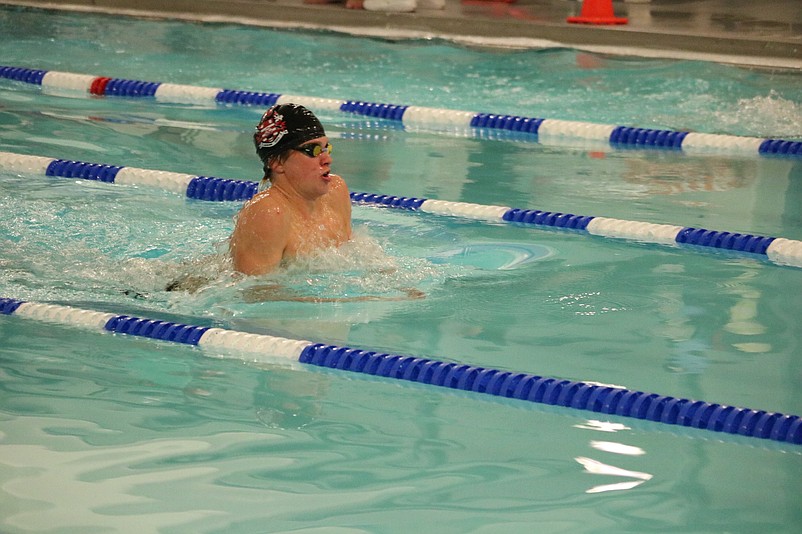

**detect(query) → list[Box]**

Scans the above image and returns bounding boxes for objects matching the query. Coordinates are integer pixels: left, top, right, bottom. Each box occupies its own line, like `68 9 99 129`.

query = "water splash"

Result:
717 91 802 139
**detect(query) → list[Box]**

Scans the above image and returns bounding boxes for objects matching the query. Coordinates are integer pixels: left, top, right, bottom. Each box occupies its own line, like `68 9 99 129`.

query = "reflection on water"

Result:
575 456 653 494
2 419 227 531
590 440 646 456
574 420 631 433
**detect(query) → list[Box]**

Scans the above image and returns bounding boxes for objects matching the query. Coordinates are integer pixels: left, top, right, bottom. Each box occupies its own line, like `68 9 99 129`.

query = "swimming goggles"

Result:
293 142 333 158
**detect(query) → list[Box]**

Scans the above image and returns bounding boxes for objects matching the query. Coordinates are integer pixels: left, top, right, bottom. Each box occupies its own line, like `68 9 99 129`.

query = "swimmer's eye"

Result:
293 143 333 158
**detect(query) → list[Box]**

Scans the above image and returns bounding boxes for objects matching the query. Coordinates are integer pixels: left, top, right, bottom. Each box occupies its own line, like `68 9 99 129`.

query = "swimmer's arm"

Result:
330 174 353 239
230 202 290 276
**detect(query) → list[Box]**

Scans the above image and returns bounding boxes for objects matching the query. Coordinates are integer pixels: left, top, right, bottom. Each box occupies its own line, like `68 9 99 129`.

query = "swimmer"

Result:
229 104 352 276
165 104 423 302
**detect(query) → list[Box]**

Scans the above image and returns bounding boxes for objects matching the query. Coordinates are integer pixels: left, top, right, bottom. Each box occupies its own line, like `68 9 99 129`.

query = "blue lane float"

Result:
2 150 802 268
1 296 800 446
2 65 801 158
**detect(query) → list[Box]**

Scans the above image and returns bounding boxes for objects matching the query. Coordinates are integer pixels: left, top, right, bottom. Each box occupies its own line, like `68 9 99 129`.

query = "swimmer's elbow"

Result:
229 234 281 276
232 254 278 276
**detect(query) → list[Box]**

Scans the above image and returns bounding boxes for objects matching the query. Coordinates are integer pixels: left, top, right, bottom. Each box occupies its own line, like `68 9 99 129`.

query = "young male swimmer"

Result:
229 104 352 275
222 104 423 302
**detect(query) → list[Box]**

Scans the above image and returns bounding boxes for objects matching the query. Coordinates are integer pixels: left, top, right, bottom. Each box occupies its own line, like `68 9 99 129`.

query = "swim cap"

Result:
254 104 326 166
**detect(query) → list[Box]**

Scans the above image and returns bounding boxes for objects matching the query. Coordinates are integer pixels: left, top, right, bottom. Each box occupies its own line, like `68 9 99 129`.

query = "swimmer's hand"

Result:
165 275 213 293
399 288 425 300
242 284 425 303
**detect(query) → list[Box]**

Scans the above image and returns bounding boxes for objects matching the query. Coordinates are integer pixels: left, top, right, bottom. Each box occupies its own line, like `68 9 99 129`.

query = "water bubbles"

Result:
725 90 802 138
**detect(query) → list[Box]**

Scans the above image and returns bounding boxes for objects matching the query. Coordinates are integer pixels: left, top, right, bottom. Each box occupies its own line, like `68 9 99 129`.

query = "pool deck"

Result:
2 0 801 65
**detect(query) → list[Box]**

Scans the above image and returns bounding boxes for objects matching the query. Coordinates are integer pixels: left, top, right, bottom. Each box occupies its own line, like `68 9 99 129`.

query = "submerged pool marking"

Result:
428 243 553 270
2 65 801 158
1 297 800 446
2 150 802 269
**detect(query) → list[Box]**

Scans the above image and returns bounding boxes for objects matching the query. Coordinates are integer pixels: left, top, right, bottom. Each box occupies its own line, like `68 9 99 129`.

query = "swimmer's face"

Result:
280 136 333 197
293 141 333 158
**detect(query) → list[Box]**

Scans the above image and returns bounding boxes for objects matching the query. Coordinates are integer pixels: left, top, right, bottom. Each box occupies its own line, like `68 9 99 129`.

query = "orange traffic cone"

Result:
567 0 628 25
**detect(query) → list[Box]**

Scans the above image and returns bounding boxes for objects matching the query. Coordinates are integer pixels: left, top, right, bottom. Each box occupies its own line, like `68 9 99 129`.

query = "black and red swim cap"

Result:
254 104 326 166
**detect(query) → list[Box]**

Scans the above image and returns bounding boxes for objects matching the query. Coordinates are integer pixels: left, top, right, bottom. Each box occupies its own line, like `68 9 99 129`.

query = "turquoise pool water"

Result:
1 5 801 533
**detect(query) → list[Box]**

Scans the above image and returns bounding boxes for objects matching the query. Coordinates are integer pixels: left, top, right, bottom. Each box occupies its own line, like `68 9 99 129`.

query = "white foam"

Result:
716 91 802 139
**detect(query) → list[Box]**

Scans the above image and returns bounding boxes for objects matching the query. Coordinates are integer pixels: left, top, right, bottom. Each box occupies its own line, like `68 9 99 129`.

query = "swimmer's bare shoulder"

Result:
230 191 292 276
328 173 352 218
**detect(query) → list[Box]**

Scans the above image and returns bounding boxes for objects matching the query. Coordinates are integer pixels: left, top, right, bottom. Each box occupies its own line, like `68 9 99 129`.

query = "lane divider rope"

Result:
1 297 800 445
2 65 800 158
2 150 801 268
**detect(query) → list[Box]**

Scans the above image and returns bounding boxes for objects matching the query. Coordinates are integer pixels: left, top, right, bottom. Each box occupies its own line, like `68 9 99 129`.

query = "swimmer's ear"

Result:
270 157 285 175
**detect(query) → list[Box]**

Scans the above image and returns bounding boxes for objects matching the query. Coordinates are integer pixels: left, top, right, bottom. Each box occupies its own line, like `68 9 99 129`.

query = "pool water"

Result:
1 5 802 533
